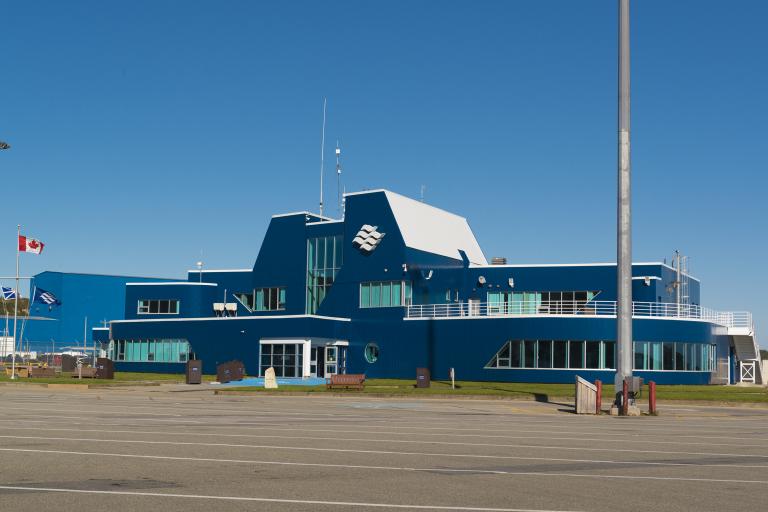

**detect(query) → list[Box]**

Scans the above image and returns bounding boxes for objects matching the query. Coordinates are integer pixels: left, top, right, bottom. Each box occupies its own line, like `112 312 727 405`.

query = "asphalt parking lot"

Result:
0 386 767 511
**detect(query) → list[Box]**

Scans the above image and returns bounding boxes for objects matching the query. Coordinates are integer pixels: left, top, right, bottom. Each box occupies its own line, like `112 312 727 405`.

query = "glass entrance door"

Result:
310 347 317 377
325 346 338 376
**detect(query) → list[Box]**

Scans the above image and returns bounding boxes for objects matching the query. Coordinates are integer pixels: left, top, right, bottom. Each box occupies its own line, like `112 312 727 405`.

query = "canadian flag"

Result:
19 235 44 254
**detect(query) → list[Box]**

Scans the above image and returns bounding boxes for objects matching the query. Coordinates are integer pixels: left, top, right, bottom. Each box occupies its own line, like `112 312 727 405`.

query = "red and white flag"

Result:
18 235 44 254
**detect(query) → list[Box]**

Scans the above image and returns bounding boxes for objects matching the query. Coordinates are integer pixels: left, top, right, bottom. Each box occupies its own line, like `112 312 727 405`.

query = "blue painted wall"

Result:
124 282 219 319
186 270 254 301
112 316 347 374
24 272 169 350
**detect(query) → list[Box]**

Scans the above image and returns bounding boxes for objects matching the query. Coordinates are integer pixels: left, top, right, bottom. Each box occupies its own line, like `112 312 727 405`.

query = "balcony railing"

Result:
405 300 753 329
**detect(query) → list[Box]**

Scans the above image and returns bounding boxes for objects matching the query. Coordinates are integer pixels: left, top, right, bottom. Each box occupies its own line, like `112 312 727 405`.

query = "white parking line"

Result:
4 400 764 429
4 425 768 460
0 485 583 511
0 417 751 447
1 448 766 485
2 414 765 443
2 434 767 469
1 417 764 448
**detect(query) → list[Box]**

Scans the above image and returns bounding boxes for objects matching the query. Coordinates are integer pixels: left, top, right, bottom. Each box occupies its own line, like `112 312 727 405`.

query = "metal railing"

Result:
405 300 753 329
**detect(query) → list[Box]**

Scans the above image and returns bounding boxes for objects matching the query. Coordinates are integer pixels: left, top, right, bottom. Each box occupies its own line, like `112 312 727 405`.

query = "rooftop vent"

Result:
491 257 507 265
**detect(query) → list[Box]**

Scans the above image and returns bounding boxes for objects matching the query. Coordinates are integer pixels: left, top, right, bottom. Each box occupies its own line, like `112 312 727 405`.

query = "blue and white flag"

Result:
1 286 16 300
33 288 61 306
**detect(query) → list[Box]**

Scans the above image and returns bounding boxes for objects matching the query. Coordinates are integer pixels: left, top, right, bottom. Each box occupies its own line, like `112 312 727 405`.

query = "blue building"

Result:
93 189 762 385
22 272 170 351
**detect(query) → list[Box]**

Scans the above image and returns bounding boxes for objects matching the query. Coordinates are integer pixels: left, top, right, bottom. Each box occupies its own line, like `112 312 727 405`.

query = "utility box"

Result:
186 360 202 384
416 367 430 388
575 376 597 414
628 376 644 393
61 354 76 373
95 358 114 380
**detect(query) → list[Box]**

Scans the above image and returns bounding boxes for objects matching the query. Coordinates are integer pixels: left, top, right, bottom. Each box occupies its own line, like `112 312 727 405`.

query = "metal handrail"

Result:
405 300 753 329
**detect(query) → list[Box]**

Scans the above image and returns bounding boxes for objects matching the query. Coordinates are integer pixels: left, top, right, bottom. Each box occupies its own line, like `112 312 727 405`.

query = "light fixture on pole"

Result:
336 142 342 216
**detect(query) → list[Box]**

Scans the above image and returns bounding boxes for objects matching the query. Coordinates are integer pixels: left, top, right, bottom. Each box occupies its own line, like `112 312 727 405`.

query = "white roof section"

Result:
271 211 337 221
126 281 217 287
187 269 252 273
381 190 487 265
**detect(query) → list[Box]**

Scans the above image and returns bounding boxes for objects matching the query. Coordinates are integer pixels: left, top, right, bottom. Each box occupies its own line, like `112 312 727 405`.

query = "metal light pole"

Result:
0 142 13 377
615 0 633 394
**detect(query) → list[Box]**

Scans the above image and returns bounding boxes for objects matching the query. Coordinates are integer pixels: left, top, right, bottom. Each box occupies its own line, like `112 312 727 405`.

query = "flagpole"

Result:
19 305 30 361
11 225 19 380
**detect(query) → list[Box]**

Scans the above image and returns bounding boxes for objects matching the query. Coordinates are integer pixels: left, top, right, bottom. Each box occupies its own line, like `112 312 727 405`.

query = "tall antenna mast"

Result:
342 185 346 218
336 140 342 216
615 0 633 395
319 97 327 218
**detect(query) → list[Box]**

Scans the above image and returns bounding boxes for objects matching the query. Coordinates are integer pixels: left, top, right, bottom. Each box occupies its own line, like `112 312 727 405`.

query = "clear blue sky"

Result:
2 1 766 345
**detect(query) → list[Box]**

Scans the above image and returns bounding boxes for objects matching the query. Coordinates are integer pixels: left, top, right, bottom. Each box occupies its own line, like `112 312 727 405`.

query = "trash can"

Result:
95 358 114 379
216 361 233 383
231 360 245 381
416 367 430 388
186 360 203 384
216 360 245 383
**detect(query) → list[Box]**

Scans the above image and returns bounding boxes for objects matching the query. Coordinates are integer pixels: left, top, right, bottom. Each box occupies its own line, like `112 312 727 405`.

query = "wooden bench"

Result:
326 374 365 391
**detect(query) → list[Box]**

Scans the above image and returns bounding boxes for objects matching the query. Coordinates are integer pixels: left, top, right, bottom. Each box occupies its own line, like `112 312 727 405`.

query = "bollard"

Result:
622 378 629 416
595 380 602 414
649 381 657 415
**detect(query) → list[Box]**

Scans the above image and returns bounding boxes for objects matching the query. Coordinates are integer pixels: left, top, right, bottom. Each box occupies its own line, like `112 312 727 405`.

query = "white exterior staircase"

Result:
729 319 763 385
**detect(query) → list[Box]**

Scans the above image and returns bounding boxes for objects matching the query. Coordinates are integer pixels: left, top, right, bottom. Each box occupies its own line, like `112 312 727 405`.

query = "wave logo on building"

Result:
352 224 385 253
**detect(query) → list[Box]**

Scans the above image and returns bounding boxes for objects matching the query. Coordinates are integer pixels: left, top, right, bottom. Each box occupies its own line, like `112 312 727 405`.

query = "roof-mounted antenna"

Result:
196 249 203 283
319 97 327 218
336 140 342 216
420 185 426 202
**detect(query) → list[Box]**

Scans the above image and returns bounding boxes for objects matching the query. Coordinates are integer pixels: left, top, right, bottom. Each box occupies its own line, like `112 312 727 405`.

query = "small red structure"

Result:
595 379 602 414
648 381 657 415
622 379 629 415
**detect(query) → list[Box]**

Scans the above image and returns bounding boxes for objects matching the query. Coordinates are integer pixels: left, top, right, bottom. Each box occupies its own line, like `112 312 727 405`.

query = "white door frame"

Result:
740 361 756 383
325 346 338 376
259 338 312 378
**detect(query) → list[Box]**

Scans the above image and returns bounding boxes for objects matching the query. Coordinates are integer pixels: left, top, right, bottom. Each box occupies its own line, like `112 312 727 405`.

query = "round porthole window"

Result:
364 343 379 363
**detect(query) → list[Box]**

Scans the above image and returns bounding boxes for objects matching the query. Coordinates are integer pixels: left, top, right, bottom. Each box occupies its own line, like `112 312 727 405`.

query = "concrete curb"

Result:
213 389 768 408
0 381 167 389
214 389 571 401
47 383 91 390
